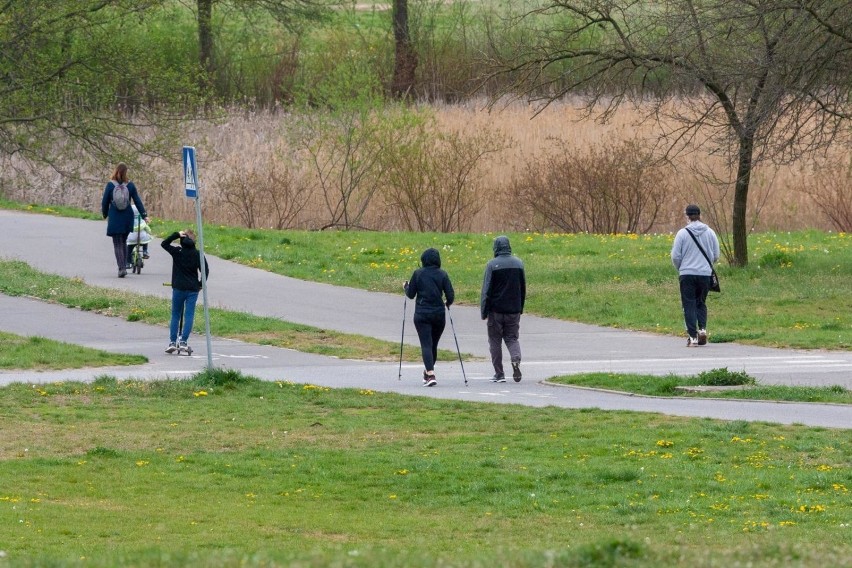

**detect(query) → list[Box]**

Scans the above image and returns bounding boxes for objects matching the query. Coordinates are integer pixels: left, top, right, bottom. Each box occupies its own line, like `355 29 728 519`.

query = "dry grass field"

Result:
5 100 847 234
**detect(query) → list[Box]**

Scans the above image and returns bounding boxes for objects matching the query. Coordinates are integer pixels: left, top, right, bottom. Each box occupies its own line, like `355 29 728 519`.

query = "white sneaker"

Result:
687 337 699 347
697 329 708 345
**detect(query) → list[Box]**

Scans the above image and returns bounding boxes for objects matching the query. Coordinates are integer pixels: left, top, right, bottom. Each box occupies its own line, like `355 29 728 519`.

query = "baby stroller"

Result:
126 205 152 275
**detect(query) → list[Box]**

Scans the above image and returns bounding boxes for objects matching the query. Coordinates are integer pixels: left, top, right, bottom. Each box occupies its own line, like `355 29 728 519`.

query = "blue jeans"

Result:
170 289 199 343
679 274 711 339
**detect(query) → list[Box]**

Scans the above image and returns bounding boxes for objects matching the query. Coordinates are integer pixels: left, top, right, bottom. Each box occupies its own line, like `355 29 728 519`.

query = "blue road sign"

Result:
183 146 198 198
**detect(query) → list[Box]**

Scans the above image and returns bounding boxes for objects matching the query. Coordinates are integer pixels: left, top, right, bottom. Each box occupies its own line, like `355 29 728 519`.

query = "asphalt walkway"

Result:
1 209 850 429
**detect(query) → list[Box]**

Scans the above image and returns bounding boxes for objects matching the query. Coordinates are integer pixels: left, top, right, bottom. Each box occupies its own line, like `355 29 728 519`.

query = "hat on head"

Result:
685 204 701 216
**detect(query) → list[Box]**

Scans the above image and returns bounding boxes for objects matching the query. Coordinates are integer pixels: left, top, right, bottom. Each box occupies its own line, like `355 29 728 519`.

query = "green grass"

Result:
7 204 850 350
550 371 852 404
0 259 466 363
0 331 147 370
0 199 101 220
166 225 850 350
0 370 849 567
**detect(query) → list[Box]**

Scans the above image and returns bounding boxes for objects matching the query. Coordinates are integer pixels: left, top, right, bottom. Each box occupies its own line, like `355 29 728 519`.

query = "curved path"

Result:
1 210 850 429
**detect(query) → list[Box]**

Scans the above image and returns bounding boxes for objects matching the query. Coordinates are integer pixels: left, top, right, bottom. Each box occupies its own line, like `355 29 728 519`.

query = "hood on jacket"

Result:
493 235 512 257
421 247 441 268
180 237 196 249
686 221 710 235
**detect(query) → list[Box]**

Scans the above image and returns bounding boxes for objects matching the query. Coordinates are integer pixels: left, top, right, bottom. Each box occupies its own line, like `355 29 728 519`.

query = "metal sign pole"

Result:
183 146 213 371
194 194 213 371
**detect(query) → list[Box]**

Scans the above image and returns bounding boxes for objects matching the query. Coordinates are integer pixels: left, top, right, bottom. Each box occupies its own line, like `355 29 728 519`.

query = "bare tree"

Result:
487 1 852 265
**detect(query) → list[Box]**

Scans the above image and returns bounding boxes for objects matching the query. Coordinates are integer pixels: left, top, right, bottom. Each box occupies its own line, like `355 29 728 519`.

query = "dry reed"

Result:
4 101 845 233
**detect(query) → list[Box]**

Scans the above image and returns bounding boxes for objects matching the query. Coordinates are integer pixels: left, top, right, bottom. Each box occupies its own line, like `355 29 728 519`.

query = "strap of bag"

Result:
685 228 714 271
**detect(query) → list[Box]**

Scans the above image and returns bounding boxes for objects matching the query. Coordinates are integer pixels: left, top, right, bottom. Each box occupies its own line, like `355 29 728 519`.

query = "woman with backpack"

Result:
101 162 148 277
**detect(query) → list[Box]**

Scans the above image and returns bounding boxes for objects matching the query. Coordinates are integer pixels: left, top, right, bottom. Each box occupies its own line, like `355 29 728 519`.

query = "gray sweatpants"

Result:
487 311 521 377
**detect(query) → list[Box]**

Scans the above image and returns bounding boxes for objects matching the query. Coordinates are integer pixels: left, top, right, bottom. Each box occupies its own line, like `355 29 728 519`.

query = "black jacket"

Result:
161 232 210 292
480 235 525 318
404 248 454 315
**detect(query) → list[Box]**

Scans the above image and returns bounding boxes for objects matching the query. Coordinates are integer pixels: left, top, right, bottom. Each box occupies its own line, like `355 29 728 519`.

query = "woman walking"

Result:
101 162 148 277
404 248 455 387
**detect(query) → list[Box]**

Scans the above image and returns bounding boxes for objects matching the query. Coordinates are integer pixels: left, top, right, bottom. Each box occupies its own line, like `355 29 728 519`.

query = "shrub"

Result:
801 156 852 232
216 146 312 230
694 368 756 386
379 110 506 232
512 138 670 233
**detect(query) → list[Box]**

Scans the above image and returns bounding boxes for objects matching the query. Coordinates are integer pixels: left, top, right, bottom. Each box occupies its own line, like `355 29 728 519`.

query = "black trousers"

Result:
413 311 446 372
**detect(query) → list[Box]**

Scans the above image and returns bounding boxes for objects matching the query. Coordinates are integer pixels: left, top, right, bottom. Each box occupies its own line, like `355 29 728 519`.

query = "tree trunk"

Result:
731 134 754 267
391 0 417 99
197 0 214 90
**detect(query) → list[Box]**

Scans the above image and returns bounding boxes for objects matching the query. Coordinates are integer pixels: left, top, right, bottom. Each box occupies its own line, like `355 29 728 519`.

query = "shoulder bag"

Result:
685 229 721 293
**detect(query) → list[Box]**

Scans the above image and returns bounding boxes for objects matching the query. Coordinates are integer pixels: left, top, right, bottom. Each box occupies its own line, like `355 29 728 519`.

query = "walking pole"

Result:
447 306 468 386
398 295 407 380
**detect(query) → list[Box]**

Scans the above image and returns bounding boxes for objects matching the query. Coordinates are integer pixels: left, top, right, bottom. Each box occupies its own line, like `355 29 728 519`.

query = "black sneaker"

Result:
697 329 708 346
425 376 437 387
491 374 506 383
165 342 177 354
512 361 522 382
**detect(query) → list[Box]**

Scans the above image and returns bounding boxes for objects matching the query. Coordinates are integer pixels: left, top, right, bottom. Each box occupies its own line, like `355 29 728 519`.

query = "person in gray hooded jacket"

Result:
671 204 720 346
481 235 526 382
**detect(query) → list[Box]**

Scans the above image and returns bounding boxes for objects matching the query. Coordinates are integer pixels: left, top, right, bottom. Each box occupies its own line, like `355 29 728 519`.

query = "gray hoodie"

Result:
671 221 720 276
480 236 526 318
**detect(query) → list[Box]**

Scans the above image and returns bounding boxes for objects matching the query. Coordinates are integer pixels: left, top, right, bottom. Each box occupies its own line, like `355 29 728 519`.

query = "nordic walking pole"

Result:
398 293 408 381
447 306 467 386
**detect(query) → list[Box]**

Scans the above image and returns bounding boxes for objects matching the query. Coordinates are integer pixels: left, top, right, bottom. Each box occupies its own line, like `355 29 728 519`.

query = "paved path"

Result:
1 210 850 429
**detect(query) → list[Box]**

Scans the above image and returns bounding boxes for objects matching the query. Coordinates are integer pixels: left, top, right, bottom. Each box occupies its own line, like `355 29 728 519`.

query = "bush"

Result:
216 146 312 230
694 368 756 386
379 110 506 232
801 156 852 232
512 138 670 233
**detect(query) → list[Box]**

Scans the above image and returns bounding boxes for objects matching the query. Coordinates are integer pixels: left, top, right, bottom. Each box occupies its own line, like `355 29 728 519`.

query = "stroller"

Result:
126 205 152 274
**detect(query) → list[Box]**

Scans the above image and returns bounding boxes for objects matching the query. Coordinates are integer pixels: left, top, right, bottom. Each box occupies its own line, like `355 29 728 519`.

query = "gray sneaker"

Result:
165 342 177 354
491 374 506 383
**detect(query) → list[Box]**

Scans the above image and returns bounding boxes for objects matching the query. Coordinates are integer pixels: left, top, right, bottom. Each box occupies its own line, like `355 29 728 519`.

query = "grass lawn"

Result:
0 370 849 567
149 221 850 351
0 331 146 370
549 371 852 405
0 260 465 363
3 202 850 350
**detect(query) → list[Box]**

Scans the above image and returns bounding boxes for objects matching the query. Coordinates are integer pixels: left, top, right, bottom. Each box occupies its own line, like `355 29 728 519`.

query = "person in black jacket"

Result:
404 248 454 387
161 229 209 353
480 235 526 383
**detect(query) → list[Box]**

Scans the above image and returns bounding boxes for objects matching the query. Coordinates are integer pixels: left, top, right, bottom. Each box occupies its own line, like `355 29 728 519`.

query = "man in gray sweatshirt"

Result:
671 204 720 346
481 236 526 381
